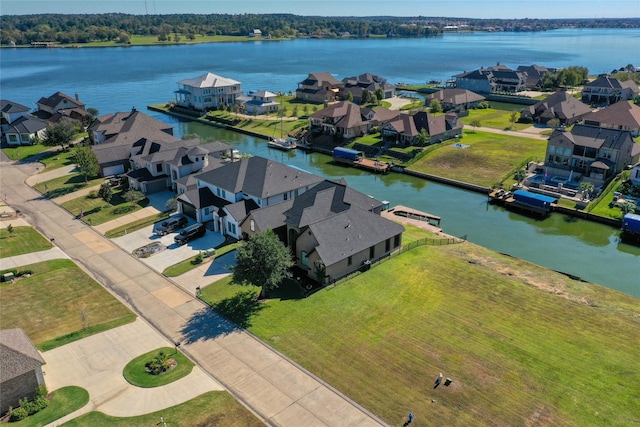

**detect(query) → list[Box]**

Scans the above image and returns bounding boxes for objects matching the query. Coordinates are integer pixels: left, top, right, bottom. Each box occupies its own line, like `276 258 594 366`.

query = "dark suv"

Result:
174 223 206 245
156 216 188 236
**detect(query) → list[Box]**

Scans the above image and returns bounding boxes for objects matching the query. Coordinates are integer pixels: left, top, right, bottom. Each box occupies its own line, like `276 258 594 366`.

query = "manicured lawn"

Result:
61 191 149 225
61 391 264 427
0 226 53 258
2 144 48 161
163 242 240 277
33 174 105 199
0 259 135 351
13 386 89 427
123 347 194 388
408 131 546 188
38 149 76 171
460 106 530 130
201 243 640 427
104 211 171 238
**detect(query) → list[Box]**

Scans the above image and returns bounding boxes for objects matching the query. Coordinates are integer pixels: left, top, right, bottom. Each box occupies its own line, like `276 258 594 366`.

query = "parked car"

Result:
174 223 206 245
156 216 188 236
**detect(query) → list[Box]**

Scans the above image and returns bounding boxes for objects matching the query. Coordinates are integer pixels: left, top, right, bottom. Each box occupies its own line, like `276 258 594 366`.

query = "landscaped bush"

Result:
145 351 175 375
8 386 50 422
475 101 490 109
8 406 29 422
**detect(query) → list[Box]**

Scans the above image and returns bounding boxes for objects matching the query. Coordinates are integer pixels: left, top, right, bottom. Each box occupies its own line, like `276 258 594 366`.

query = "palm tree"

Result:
579 181 595 200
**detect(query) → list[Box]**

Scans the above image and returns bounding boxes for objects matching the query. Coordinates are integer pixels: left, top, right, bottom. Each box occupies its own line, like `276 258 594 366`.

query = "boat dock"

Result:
387 205 442 227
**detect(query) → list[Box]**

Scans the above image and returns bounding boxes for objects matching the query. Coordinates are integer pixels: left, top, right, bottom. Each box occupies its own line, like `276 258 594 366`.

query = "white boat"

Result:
268 137 297 151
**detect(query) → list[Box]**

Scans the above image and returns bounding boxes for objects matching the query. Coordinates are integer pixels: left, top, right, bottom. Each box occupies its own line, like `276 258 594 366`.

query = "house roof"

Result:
90 110 175 143
424 89 485 105
554 124 634 151
200 141 233 153
1 100 30 114
0 328 45 383
584 76 639 92
37 91 85 109
195 156 324 200
308 208 404 268
413 111 462 137
526 91 592 120
582 101 640 129
241 199 294 233
299 72 342 87
179 185 229 210
251 90 277 98
384 112 419 137
310 101 371 129
6 115 47 134
178 72 241 89
223 198 260 222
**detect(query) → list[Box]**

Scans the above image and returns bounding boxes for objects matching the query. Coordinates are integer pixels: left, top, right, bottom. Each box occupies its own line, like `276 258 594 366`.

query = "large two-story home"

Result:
175 72 242 111
1 99 47 146
520 90 592 125
381 111 463 146
308 101 377 141
295 72 343 103
423 88 485 113
581 76 639 106
240 178 404 284
582 101 640 137
544 124 640 182
243 90 280 115
453 64 527 94
1 100 31 138
516 64 550 90
340 73 395 104
176 156 324 238
34 91 90 124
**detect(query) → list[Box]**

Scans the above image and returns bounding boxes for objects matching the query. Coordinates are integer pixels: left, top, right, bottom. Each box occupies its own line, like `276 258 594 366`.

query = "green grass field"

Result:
61 190 149 225
460 105 530 130
104 211 171 238
123 347 194 388
60 391 264 427
0 226 53 258
12 386 89 427
409 131 546 188
33 174 105 199
0 259 135 351
200 242 640 427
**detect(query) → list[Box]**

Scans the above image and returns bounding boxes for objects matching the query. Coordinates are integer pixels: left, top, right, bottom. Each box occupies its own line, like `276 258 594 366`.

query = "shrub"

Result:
145 351 175 375
88 190 99 199
7 224 14 234
475 101 490 109
192 252 204 265
16 269 34 277
9 406 28 422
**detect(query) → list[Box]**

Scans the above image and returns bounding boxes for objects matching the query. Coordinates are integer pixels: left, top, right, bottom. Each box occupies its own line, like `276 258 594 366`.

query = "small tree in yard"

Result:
42 121 76 151
232 229 293 299
509 111 518 129
470 118 481 133
547 118 560 129
165 197 177 212
124 189 145 208
429 98 442 113
98 182 113 203
73 145 99 183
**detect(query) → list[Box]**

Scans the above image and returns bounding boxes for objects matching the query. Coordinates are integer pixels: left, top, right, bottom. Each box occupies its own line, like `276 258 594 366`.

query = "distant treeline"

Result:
1 14 638 46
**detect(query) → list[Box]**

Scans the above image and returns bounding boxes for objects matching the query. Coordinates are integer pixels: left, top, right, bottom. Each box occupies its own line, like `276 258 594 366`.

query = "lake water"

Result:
1 28 639 296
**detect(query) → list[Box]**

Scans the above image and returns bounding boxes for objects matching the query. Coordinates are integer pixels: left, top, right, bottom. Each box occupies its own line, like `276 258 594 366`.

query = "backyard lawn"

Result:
459 104 530 131
200 243 640 427
0 259 135 351
408 131 546 188
0 226 53 258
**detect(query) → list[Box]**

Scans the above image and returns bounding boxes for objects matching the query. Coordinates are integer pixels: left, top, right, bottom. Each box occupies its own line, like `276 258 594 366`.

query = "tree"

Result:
621 200 637 215
579 181 595 200
361 89 371 105
514 168 527 184
165 197 177 212
232 229 293 299
547 118 560 129
73 145 99 183
374 88 384 104
86 107 99 125
124 189 145 207
98 182 113 203
42 122 75 151
416 128 430 146
345 92 354 102
509 111 518 129
470 118 481 133
429 98 442 113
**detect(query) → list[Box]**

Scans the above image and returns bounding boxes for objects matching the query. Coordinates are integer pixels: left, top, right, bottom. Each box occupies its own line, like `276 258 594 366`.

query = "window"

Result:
385 238 390 252
204 207 210 215
283 192 288 200
20 133 30 142
250 219 255 232
8 134 17 142
156 164 162 173
216 188 221 196
347 256 352 266
301 251 309 267
227 222 236 234
394 235 401 248
369 246 375 259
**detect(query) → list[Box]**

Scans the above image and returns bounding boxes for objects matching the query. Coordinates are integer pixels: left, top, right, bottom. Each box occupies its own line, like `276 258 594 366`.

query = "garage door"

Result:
181 202 197 219
144 179 167 194
103 165 124 177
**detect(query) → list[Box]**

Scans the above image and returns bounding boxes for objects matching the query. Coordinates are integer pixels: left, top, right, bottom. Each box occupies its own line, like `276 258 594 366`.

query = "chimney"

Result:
75 92 79 101
131 106 137 113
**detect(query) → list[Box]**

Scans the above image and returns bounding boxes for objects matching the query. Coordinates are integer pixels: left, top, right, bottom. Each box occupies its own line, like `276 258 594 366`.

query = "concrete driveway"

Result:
42 319 223 420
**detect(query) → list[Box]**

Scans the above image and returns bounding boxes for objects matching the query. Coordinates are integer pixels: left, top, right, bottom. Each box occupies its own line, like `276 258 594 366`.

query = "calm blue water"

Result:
1 28 639 296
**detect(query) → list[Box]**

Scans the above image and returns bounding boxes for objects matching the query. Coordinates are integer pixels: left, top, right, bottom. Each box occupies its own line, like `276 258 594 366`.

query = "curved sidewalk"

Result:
3 159 387 426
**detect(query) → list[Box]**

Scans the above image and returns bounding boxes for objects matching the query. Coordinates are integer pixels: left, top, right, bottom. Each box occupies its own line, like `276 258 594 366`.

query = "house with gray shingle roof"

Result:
453 64 527 94
0 329 46 415
423 88 485 113
35 91 89 124
243 90 280 115
382 111 462 146
581 76 639 105
296 72 343 103
3 115 48 146
309 101 376 141
340 73 395 104
1 100 31 138
521 90 592 125
582 101 640 137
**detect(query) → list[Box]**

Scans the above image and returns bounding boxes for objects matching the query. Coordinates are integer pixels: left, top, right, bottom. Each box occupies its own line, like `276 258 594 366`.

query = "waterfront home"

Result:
0 329 46 415
453 64 527 94
581 76 639 105
243 90 280 115
1 100 30 138
544 124 640 183
516 64 550 90
340 73 395 103
248 29 262 37
308 101 376 141
175 72 242 111
3 115 47 146
423 88 485 113
582 101 640 137
381 111 462 146
520 90 592 125
176 156 324 237
34 91 89 124
296 72 344 103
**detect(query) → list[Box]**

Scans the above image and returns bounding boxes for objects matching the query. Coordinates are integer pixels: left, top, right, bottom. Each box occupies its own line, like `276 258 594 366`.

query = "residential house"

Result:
279 179 404 283
34 91 89 123
3 115 47 146
308 101 376 141
295 72 343 103
340 73 395 103
0 329 46 415
516 64 550 90
581 76 639 105
630 162 640 186
423 88 486 112
175 73 242 111
1 100 30 138
243 90 280 115
381 111 462 146
176 156 324 238
89 109 176 176
520 90 592 125
545 124 640 182
453 64 527 94
249 29 262 37
582 101 640 137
